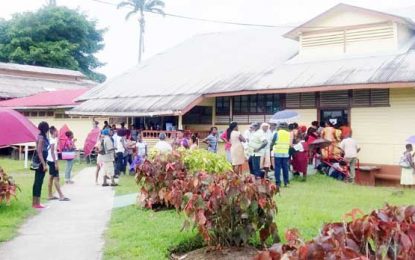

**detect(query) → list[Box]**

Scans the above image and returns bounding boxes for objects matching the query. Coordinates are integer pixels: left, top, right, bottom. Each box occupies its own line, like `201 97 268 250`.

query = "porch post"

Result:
24 145 28 169
229 97 233 122
178 115 183 130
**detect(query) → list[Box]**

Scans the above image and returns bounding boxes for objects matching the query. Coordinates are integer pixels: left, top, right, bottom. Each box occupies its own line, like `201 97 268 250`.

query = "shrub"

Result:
135 151 187 209
0 167 19 206
169 172 279 247
255 204 415 259
182 149 232 174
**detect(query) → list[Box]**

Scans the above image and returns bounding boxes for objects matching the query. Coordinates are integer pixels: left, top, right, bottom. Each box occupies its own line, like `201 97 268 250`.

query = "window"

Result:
215 97 230 115
352 89 389 107
320 91 349 108
38 111 46 117
183 106 212 124
47 111 54 117
286 93 316 108
233 94 280 115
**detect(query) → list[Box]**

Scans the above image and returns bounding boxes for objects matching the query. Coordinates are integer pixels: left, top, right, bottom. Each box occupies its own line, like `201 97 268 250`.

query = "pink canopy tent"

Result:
0 108 38 147
58 124 70 152
83 128 101 156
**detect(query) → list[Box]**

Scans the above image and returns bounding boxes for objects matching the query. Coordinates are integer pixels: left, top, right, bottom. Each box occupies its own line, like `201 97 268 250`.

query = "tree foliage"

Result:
0 7 106 82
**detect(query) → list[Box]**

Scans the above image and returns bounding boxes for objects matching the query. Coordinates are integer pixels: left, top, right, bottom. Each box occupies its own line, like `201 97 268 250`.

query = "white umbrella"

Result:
269 110 299 124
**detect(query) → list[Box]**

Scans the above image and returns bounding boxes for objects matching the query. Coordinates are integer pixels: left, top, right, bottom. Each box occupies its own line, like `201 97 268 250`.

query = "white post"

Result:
24 145 29 169
178 115 183 130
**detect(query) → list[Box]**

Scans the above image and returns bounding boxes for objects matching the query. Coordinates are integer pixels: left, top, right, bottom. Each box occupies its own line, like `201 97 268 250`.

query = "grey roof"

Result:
0 62 85 78
71 6 415 117
0 74 96 99
71 28 299 116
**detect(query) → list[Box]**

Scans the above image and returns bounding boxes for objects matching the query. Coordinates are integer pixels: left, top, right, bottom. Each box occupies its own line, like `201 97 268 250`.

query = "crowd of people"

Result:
218 120 359 187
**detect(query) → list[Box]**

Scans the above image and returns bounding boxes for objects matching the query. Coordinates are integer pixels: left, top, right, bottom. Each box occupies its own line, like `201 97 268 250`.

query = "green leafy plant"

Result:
169 172 279 247
255 204 415 259
182 149 233 174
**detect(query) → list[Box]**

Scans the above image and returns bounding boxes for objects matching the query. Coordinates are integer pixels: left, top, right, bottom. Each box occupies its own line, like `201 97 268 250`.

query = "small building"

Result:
70 4 415 168
0 62 108 146
0 89 108 145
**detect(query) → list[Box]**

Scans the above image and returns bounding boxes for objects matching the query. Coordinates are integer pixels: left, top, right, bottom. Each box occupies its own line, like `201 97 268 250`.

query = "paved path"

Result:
0 167 114 260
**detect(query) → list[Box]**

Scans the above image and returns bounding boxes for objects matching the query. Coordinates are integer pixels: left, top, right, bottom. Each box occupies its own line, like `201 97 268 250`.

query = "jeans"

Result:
33 164 46 197
249 155 264 178
275 157 289 186
347 158 357 180
65 159 74 181
115 152 127 175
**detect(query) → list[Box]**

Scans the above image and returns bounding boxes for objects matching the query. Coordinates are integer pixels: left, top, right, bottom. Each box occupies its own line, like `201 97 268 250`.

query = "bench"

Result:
355 166 380 186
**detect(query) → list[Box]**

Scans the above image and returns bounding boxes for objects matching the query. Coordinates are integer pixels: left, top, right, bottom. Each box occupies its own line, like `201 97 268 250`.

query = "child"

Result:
400 144 415 188
329 160 349 181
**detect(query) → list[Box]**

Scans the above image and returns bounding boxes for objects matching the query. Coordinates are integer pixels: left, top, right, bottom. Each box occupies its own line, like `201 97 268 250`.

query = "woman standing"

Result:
32 121 50 209
228 122 246 174
400 144 415 188
47 126 69 201
63 131 76 184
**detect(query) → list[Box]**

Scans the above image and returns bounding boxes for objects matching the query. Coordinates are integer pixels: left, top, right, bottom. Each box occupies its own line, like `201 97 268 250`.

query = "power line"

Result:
90 0 327 29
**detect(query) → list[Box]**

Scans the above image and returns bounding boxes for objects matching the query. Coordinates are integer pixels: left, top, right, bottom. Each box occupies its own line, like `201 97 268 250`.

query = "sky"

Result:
1 0 414 80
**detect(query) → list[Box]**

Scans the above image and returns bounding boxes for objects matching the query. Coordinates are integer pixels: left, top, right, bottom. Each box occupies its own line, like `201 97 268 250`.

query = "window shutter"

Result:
215 116 230 125
286 93 300 108
371 89 389 106
300 93 316 108
320 91 349 107
232 115 249 124
352 89 370 107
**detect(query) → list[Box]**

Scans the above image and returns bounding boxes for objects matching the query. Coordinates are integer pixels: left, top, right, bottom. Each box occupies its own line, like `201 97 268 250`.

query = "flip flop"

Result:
59 197 70 201
48 196 59 200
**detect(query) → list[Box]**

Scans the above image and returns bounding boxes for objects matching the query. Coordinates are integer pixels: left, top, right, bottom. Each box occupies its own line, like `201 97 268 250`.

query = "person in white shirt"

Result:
154 133 173 154
136 135 148 158
248 123 268 178
339 134 360 182
260 123 272 173
115 129 128 176
47 126 69 201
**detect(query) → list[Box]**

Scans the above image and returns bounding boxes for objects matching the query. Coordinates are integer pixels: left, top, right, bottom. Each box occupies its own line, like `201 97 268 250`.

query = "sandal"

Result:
59 197 70 201
48 196 59 200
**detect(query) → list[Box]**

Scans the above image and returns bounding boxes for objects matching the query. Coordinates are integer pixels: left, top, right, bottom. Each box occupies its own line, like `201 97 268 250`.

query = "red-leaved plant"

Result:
168 171 279 247
135 151 187 209
255 204 415 260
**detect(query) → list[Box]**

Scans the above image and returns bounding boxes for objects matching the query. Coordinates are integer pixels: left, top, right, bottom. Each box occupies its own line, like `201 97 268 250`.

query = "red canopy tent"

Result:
0 108 38 147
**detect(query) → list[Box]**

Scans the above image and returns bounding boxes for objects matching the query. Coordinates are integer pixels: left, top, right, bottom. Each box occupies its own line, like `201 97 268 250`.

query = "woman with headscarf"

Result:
228 122 246 174
32 121 50 209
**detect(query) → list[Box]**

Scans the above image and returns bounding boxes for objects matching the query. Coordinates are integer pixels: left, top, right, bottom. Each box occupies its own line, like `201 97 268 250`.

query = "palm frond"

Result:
148 7 165 16
125 10 138 20
145 0 165 9
117 1 134 9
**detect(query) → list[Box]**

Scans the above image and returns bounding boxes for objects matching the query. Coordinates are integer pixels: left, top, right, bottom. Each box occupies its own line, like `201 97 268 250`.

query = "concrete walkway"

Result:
0 167 114 260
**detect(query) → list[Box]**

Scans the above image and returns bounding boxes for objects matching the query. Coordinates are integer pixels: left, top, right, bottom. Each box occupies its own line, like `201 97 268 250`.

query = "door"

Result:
320 109 349 127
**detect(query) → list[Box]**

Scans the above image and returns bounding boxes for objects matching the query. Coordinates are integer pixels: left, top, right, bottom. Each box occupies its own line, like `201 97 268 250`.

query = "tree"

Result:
0 7 106 82
117 0 165 63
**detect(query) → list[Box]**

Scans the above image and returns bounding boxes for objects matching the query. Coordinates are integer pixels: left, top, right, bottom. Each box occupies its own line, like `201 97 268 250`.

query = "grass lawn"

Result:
0 157 87 242
104 174 415 260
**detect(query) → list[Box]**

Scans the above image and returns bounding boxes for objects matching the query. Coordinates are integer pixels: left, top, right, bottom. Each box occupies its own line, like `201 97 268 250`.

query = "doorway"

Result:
319 109 349 126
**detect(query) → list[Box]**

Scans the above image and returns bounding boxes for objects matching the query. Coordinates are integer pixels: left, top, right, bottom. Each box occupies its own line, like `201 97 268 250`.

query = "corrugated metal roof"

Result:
0 74 96 99
0 62 85 78
72 7 415 117
0 88 88 108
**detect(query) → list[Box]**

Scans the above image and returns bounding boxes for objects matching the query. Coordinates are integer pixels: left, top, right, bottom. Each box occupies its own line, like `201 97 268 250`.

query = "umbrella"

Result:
58 124 70 152
309 138 332 149
406 136 415 144
83 128 101 156
0 108 38 147
269 110 299 124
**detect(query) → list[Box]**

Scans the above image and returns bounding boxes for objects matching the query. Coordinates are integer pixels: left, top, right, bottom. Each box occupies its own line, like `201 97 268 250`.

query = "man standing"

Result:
260 123 272 175
248 122 268 178
272 123 292 187
339 134 360 183
100 129 116 186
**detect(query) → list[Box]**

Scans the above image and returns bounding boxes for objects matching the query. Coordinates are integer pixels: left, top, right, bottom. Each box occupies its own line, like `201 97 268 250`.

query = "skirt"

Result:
231 144 245 166
400 167 415 185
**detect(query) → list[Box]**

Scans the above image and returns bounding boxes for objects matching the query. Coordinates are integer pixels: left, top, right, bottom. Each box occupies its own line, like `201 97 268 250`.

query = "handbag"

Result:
399 155 411 168
62 140 76 160
30 151 40 171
